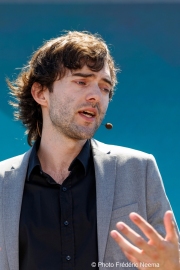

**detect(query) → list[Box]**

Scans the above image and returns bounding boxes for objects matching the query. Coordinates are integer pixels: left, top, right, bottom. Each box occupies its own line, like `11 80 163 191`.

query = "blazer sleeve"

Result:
146 154 179 238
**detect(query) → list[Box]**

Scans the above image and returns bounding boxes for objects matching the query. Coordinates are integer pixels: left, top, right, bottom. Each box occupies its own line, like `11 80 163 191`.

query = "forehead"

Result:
66 62 111 80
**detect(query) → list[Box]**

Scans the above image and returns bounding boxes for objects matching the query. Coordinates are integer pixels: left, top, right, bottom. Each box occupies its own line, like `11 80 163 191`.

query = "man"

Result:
0 31 179 270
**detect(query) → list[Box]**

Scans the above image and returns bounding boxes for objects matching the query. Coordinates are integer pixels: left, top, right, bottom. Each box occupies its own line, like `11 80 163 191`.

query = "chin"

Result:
70 130 96 140
73 133 94 140
63 124 99 140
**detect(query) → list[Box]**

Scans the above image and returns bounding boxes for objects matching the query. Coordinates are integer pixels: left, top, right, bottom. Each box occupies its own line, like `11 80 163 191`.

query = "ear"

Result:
31 82 48 106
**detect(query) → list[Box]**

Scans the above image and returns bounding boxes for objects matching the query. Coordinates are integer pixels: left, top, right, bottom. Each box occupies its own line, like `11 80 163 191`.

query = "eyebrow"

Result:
71 72 112 87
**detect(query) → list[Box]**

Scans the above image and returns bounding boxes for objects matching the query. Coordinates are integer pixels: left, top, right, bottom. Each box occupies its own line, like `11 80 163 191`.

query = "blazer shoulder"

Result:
91 138 154 161
111 144 152 159
0 150 31 174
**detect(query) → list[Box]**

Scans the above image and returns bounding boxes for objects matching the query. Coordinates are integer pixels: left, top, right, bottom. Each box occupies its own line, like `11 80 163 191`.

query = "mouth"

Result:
79 110 96 118
78 109 97 122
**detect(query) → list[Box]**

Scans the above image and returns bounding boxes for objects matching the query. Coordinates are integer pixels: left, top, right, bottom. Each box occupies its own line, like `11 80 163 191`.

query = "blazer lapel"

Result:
91 139 117 264
3 150 31 270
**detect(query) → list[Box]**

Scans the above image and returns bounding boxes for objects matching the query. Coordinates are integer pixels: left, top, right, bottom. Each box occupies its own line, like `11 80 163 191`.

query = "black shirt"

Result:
19 140 99 270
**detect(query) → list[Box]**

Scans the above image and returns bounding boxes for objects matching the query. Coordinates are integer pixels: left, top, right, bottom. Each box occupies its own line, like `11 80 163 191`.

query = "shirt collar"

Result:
27 139 41 181
27 139 91 181
69 139 91 175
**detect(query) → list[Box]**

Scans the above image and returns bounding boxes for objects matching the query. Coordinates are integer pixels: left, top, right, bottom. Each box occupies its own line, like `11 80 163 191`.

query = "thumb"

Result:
164 211 178 243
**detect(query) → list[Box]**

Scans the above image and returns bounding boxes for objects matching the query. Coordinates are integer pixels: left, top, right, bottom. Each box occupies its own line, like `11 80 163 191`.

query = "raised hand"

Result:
110 211 180 270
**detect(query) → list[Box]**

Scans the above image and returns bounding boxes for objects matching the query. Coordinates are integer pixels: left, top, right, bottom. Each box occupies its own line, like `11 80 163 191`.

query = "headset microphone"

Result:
102 123 113 129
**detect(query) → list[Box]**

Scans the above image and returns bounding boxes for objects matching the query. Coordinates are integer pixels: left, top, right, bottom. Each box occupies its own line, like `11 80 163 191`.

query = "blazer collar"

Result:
91 139 117 263
3 150 31 270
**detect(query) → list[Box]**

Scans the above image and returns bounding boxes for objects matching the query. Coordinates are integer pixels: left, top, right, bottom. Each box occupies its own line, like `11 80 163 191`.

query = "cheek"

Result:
102 99 109 112
51 92 76 106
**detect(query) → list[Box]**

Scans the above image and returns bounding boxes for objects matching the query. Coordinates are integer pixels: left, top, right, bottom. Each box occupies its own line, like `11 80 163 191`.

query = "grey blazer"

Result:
0 139 177 270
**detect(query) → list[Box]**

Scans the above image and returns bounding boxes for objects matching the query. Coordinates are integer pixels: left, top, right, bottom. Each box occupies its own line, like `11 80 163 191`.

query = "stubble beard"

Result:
49 98 106 140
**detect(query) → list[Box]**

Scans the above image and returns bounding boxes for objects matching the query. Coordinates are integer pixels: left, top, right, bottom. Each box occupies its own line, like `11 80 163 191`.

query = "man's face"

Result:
47 63 112 140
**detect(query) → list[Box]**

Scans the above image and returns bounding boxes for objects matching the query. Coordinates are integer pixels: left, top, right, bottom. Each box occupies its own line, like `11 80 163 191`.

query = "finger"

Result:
129 212 163 243
164 211 179 243
123 253 144 270
124 251 141 267
116 222 157 258
110 230 149 262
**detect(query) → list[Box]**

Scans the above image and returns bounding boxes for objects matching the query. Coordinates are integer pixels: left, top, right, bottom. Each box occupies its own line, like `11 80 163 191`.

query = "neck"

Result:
37 130 87 184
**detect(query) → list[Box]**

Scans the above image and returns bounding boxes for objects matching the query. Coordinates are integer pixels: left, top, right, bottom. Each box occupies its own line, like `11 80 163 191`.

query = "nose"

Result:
85 84 101 103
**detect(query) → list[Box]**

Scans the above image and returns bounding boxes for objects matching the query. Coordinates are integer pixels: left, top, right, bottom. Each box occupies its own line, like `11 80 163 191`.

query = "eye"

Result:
76 81 86 85
101 87 111 94
104 88 110 92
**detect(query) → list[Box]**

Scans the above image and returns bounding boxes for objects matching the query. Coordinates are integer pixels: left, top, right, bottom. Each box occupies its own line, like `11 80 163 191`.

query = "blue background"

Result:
0 3 180 225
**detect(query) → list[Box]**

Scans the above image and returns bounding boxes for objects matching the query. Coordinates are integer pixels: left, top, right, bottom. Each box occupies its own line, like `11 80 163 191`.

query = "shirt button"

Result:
40 171 43 175
64 221 69 226
66 255 71 261
62 187 67 191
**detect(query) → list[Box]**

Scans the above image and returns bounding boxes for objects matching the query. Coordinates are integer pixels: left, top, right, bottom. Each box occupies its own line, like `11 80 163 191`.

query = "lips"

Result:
78 108 97 121
80 110 95 118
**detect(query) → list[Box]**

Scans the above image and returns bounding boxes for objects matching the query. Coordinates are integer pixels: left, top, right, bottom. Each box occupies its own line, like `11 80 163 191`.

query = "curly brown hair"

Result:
7 31 119 146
